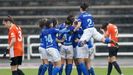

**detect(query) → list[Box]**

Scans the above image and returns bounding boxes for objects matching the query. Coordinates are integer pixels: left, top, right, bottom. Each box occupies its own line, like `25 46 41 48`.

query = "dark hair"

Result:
65 14 75 25
101 22 109 29
3 16 15 24
38 18 47 28
80 3 88 11
45 19 53 28
51 18 58 27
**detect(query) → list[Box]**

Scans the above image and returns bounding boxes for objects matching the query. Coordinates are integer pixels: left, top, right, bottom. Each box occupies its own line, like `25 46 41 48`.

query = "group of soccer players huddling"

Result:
37 3 119 75
38 15 95 75
2 1 123 75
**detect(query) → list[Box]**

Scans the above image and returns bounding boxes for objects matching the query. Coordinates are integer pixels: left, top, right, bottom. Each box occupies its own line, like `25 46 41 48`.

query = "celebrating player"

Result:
87 38 95 75
3 16 24 75
75 3 118 47
59 15 75 75
38 18 49 75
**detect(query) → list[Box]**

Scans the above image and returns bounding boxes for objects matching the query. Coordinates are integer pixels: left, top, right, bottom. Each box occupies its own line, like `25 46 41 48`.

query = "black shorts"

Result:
108 47 118 57
10 56 22 66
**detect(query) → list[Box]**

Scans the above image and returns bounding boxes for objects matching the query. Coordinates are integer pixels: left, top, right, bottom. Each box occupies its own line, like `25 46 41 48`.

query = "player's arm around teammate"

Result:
58 15 75 75
72 20 89 75
3 16 24 75
43 19 70 75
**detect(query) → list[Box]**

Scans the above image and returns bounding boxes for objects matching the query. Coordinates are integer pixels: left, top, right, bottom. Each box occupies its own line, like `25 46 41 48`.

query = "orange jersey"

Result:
106 23 118 47
8 24 23 57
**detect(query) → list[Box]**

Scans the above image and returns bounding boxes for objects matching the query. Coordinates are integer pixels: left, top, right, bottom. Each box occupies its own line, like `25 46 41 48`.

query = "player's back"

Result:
8 24 23 57
78 12 94 29
73 28 83 48
42 28 58 49
61 26 74 45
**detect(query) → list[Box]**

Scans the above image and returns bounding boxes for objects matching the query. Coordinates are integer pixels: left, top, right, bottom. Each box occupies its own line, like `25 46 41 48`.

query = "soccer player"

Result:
71 19 89 75
87 38 95 75
41 19 69 75
3 16 24 75
75 3 118 46
101 22 123 75
59 15 75 75
49 18 59 75
38 18 49 75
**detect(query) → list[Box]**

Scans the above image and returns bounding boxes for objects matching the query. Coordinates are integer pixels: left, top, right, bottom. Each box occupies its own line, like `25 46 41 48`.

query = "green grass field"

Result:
0 68 132 75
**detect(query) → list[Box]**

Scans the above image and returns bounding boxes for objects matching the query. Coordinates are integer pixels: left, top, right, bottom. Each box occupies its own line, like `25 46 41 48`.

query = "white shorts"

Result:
73 48 77 58
60 45 73 59
46 48 61 62
80 27 103 42
88 47 95 60
39 47 48 59
76 44 88 58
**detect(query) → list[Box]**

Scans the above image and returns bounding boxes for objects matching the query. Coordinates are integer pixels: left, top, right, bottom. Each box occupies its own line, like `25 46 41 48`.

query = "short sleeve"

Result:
9 28 16 38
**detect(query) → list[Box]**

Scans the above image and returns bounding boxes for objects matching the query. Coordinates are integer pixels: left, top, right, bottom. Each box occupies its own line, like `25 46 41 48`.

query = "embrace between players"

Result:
3 2 123 75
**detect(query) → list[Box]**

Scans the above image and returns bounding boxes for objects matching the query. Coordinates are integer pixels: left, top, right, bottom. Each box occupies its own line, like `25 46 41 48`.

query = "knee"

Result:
109 56 116 63
11 65 18 71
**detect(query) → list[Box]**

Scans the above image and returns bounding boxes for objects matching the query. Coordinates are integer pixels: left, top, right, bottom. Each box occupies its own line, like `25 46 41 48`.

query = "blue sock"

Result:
52 66 60 75
76 64 82 75
40 64 48 75
88 69 90 75
38 64 43 75
59 64 64 75
90 67 95 75
65 64 73 75
79 62 88 75
48 62 53 75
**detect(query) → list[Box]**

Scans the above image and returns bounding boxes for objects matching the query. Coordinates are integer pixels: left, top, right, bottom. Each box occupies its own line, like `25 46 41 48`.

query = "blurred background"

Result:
0 0 133 68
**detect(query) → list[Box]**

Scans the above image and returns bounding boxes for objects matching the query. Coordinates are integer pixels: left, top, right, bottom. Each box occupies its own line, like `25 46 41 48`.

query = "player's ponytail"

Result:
80 3 88 11
7 16 16 24
65 14 75 25
38 18 47 29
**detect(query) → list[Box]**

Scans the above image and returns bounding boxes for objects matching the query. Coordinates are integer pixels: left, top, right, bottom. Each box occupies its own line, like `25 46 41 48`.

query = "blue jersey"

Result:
41 28 61 49
73 28 83 48
41 27 70 49
87 38 94 48
78 11 94 30
60 26 74 45
40 28 46 48
57 23 66 30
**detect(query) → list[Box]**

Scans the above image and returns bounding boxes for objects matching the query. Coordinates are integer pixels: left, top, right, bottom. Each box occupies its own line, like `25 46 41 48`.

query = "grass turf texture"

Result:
0 68 132 75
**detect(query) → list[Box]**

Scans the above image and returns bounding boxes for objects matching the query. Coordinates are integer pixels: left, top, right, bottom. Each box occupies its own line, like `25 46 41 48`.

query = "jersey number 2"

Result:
87 19 93 27
115 27 118 37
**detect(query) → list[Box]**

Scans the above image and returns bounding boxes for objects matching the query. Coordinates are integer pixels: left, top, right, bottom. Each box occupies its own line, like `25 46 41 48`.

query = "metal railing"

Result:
1 34 133 60
27 34 133 60
0 35 25 60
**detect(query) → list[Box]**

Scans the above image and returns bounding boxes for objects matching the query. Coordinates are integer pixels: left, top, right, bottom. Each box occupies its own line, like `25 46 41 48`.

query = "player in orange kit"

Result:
101 22 123 75
3 16 24 75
